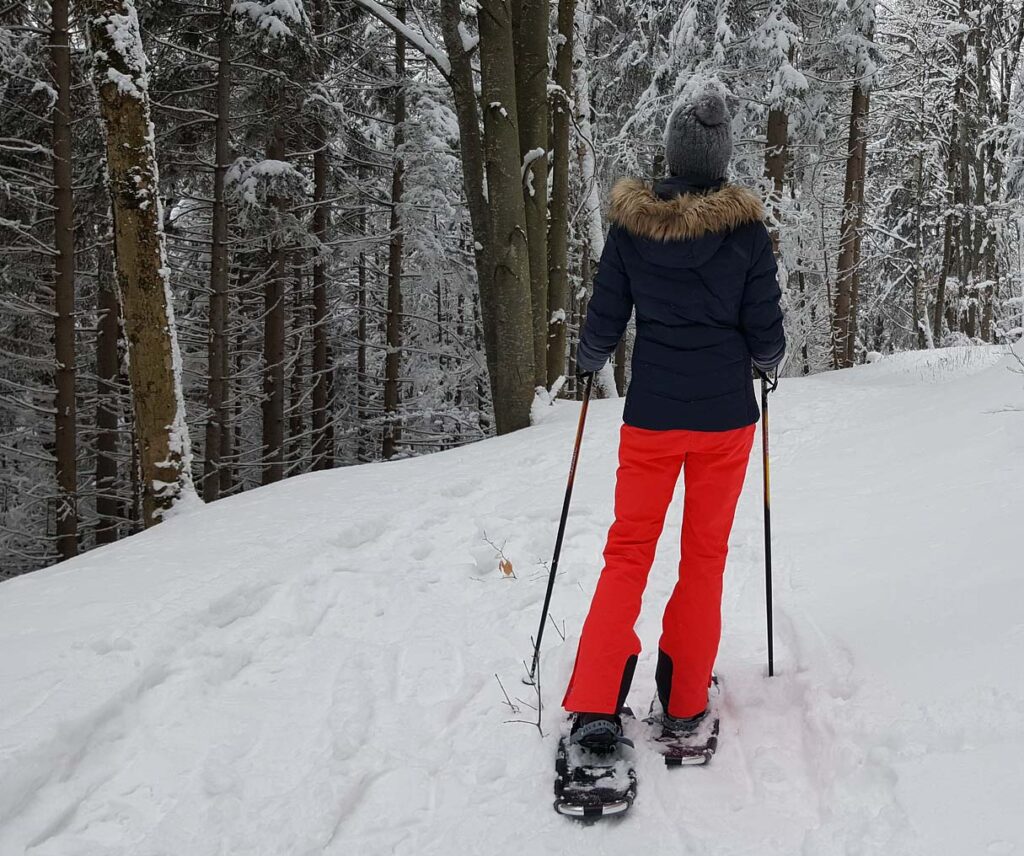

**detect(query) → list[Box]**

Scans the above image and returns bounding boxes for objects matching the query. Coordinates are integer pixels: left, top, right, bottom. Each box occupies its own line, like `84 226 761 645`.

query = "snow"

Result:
595 361 619 399
351 0 452 76
489 101 510 120
91 6 149 101
232 1 309 40
1 346 1023 854
521 147 546 196
152 120 197 513
31 80 57 107
226 158 309 207
457 21 479 54
106 66 140 98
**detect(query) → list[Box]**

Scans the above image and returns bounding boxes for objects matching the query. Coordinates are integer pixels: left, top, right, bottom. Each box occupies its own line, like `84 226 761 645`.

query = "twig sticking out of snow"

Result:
495 673 520 715
548 613 566 642
504 657 543 735
483 531 516 579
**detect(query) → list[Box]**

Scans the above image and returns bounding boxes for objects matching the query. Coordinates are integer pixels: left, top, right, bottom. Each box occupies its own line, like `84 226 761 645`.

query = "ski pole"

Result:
524 373 594 686
760 372 777 677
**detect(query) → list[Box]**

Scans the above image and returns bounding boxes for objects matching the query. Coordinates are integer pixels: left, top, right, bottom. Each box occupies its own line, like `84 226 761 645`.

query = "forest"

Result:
2 0 1023 577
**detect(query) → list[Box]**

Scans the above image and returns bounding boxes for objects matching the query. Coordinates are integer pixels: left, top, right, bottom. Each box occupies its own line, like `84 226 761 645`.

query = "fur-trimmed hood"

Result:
608 178 764 242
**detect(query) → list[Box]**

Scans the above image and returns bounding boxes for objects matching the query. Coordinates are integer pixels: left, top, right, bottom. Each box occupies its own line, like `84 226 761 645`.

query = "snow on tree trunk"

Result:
83 0 198 525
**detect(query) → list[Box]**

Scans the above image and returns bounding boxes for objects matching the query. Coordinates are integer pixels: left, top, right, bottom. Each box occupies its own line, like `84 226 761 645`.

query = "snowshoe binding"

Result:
554 710 637 819
645 675 721 767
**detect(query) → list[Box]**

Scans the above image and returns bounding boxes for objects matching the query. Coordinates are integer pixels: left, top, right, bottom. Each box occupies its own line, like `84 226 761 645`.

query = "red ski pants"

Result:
562 422 755 719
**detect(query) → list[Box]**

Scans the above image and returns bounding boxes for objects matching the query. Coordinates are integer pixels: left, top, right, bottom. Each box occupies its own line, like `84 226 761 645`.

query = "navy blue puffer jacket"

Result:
577 176 786 432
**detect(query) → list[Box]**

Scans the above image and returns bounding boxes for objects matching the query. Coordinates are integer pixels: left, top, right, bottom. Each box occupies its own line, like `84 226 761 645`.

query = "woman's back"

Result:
578 175 785 432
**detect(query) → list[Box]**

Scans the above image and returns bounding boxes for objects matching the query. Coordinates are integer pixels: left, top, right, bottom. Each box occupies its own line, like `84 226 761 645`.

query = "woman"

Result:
563 88 786 750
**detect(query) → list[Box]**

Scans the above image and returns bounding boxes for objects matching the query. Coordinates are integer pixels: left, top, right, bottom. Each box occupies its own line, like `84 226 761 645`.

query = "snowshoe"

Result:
554 710 637 818
644 675 721 767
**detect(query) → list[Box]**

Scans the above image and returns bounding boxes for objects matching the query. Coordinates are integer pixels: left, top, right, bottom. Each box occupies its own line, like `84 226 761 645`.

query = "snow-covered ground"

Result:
1 346 1022 856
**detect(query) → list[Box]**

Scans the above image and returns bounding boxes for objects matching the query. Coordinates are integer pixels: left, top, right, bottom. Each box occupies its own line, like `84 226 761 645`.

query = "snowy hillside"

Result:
1 346 1022 856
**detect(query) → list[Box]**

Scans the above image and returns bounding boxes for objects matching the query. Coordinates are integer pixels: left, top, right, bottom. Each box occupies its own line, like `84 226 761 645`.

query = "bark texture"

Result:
833 79 871 368
478 0 535 431
84 0 196 525
513 0 550 388
764 105 788 255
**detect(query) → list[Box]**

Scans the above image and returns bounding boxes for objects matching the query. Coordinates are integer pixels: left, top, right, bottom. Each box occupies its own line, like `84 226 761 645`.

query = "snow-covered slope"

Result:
2 346 1022 856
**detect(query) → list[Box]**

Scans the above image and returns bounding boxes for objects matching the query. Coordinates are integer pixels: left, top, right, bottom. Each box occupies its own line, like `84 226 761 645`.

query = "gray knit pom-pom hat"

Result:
664 90 733 186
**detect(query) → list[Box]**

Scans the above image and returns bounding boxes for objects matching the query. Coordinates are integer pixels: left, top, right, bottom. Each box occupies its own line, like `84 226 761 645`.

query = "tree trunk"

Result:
934 68 964 345
438 0 494 376
913 146 925 348
546 0 575 387
262 128 287 485
361 0 538 433
934 213 954 342
310 0 331 470
576 252 591 400
357 204 368 462
232 325 245 489
204 0 232 502
977 14 995 343
832 77 871 369
513 0 550 388
51 0 77 560
477 0 535 431
95 240 120 545
383 3 406 460
764 106 788 255
84 0 196 525
289 266 305 469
